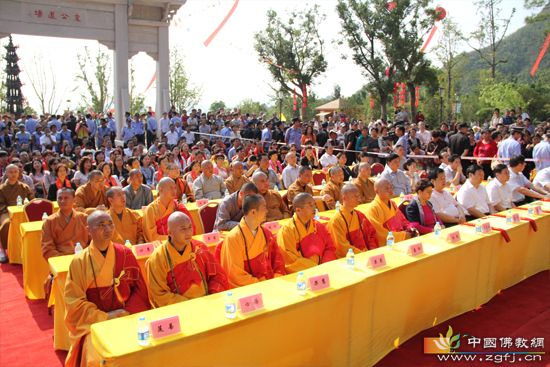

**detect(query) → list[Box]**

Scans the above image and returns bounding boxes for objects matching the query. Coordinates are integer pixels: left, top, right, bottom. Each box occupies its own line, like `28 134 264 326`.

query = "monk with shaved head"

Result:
64 210 149 366
146 212 228 308
106 186 144 245
143 177 196 242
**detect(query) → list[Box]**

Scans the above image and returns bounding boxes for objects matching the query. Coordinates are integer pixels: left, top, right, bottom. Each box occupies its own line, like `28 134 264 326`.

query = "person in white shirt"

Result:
159 112 171 134
533 167 550 193
456 164 494 218
165 124 180 146
428 168 466 225
507 155 548 205
319 144 338 168
532 134 550 171
39 127 57 151
497 128 522 161
281 152 300 189
417 121 431 149
181 126 195 145
486 164 514 211
444 154 466 186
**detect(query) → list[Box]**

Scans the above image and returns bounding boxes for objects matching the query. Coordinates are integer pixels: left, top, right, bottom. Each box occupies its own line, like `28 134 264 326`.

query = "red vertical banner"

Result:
399 83 406 106
369 97 375 109
293 88 297 111
415 86 420 107
302 84 308 108
393 83 398 108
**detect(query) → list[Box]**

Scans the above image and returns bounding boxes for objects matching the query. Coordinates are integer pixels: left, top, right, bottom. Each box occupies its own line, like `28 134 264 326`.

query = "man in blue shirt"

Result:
15 125 31 150
107 113 117 142
97 118 111 147
60 124 73 148
24 115 38 134
122 119 135 144
261 120 272 150
498 128 523 163
146 112 158 146
131 113 145 144
48 115 61 131
285 117 302 151
85 114 97 145
380 152 412 196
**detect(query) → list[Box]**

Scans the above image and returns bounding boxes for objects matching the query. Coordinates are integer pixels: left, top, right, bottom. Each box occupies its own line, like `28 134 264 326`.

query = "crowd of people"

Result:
0 105 549 365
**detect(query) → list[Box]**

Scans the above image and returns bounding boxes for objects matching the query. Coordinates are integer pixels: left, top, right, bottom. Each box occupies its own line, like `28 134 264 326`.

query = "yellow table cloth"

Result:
20 221 50 300
7 202 59 264
86 205 549 367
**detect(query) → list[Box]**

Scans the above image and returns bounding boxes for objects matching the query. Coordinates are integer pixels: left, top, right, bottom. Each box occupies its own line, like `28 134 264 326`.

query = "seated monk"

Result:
143 177 196 242
64 210 149 367
146 212 229 308
276 193 336 272
319 166 344 210
327 184 378 257
224 161 250 194
352 162 376 204
219 194 285 287
106 187 144 245
251 171 290 222
166 163 195 202
74 170 108 214
286 166 333 211
363 179 416 246
42 188 89 260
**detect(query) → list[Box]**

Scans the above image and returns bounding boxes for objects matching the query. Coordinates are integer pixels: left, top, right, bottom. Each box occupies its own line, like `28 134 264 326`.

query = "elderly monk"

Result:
276 193 336 272
213 182 259 231
286 165 333 211
74 170 108 214
166 163 195 202
327 184 378 257
64 211 149 367
251 171 290 222
0 164 34 261
143 177 195 242
193 160 227 200
42 188 89 259
352 162 375 204
364 179 414 246
106 187 144 245
219 194 285 287
320 166 345 210
146 212 228 308
224 161 249 194
123 169 154 210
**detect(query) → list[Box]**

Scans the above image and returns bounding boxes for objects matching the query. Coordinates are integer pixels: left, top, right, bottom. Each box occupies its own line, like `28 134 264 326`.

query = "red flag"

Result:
530 33 550 77
302 84 308 108
393 83 399 108
293 88 297 111
369 97 375 109
399 83 406 106
415 86 420 107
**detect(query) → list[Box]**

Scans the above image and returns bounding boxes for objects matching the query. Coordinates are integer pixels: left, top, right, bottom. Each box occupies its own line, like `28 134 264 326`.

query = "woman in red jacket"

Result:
473 129 498 179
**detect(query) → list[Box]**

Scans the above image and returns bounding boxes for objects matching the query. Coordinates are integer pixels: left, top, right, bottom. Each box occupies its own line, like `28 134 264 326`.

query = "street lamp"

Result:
438 87 444 124
277 90 284 121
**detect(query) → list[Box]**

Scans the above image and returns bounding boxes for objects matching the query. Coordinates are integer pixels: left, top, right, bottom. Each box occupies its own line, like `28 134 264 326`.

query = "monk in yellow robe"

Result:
64 211 149 367
143 177 195 242
74 170 108 214
106 187 144 245
327 184 378 257
363 179 415 246
224 161 250 194
320 166 344 210
276 193 336 273
146 212 229 308
286 166 333 211
251 171 290 222
352 162 375 204
166 163 195 202
219 194 286 287
42 188 89 260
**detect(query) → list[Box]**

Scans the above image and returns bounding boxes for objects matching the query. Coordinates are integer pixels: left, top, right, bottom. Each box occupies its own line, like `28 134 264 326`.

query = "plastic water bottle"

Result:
321 179 326 187
475 220 482 234
181 194 187 204
125 239 132 247
16 196 22 207
42 212 48 220
386 231 394 249
449 183 455 194
296 271 307 296
346 248 355 269
434 221 442 237
225 291 237 319
528 203 534 215
74 242 83 254
506 210 513 224
23 197 29 205
137 315 150 347
335 201 341 211
314 208 320 221
399 192 405 201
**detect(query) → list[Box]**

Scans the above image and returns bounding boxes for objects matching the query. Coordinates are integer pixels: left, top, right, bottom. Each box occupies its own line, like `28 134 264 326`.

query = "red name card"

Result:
308 274 330 291
202 232 220 244
150 315 181 339
481 221 491 234
512 213 520 224
196 199 209 207
534 205 543 215
134 242 155 257
407 242 424 256
446 230 461 243
367 254 387 269
263 221 281 232
238 293 264 314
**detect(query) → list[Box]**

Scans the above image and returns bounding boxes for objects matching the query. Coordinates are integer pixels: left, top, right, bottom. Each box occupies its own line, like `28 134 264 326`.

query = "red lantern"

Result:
369 97 375 109
399 83 406 106
293 88 297 111
302 84 308 108
435 6 446 21
415 86 420 107
386 1 397 11
393 83 399 108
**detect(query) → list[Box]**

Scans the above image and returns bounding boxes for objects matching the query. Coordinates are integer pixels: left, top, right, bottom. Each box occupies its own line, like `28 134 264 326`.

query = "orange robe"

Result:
109 207 144 246
276 213 337 273
146 239 229 308
74 183 107 214
362 195 412 246
174 177 195 202
262 190 291 222
286 181 314 211
327 206 379 258
41 209 89 260
224 175 249 194
219 218 285 287
64 241 149 367
142 198 195 242
352 177 376 204
320 181 343 210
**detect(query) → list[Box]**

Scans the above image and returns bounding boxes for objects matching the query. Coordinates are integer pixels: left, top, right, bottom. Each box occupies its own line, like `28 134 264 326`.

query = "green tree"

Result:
466 0 516 79
235 99 267 115
254 6 327 120
333 85 342 99
169 49 201 113
209 100 226 113
75 46 113 114
477 79 525 119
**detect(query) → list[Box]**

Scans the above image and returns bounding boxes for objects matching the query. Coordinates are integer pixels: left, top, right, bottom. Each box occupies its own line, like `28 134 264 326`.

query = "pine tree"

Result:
4 36 24 116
